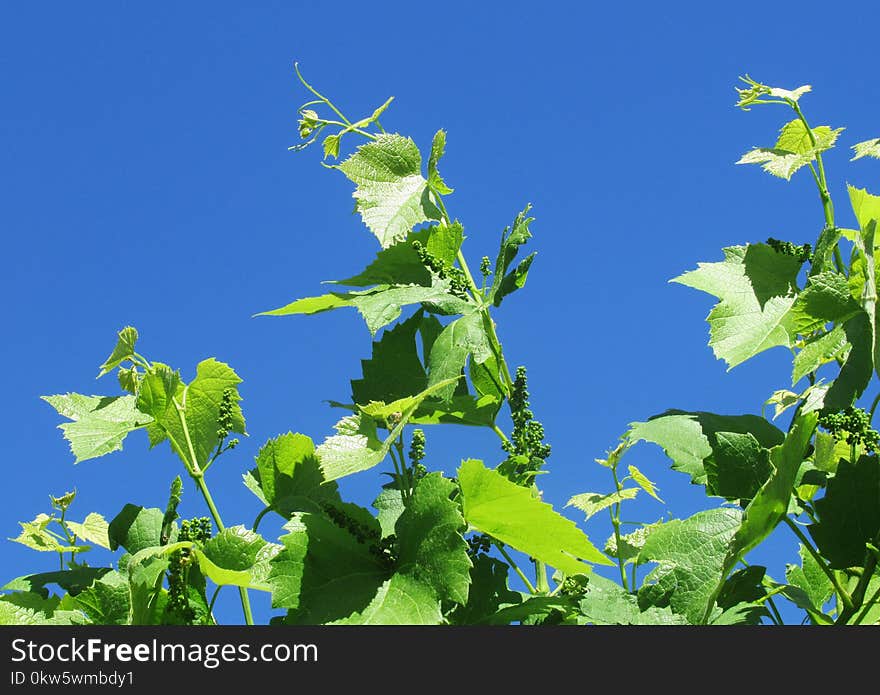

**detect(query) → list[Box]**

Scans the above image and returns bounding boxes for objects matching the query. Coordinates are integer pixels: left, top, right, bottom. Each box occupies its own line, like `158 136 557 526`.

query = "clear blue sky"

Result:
2 1 878 624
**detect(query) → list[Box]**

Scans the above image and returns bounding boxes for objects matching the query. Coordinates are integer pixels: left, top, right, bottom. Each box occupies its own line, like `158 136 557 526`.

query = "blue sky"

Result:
2 1 878 624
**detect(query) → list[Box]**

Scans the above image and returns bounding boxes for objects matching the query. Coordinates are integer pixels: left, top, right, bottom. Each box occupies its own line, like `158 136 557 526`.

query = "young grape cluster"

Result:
167 517 212 622
216 388 239 449
498 366 551 485
818 406 880 454
412 240 469 299
319 501 397 569
766 237 813 263
466 533 492 558
409 428 428 480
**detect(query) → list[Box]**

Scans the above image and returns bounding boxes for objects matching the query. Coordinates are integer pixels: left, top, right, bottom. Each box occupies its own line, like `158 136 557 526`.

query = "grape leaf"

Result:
458 459 611 574
852 138 880 161
577 574 687 625
566 489 639 521
351 311 427 406
792 326 849 385
10 514 83 553
373 488 405 538
137 359 245 470
258 282 467 336
97 326 139 378
737 119 843 180
108 505 174 554
333 229 432 287
66 513 111 550
721 413 817 581
637 507 742 624
786 271 861 335
427 129 453 195
42 394 152 463
672 244 802 369
427 311 492 401
488 206 535 307
195 527 282 591
336 133 440 248
823 312 873 410
449 555 521 625
329 574 441 625
244 432 340 516
67 570 130 624
626 410 784 491
786 544 833 616
395 473 471 604
809 454 880 569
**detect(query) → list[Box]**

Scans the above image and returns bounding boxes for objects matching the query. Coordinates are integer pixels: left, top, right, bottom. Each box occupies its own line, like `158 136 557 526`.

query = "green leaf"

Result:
411 394 502 428
42 394 152 463
672 244 802 368
395 473 471 605
3 567 112 596
488 206 534 306
195 527 282 591
852 138 880 161
269 512 386 622
604 524 658 565
333 228 434 289
786 544 833 615
626 410 784 491
627 464 663 502
336 133 439 248
138 359 245 469
577 574 687 625
373 488 405 538
426 221 464 266
66 513 110 550
449 555 521 624
247 432 339 516
848 185 880 378
706 431 773 501
351 311 427 406
427 311 492 401
458 459 611 574
787 271 862 335
258 283 467 336
737 119 843 180
823 312 873 410
97 326 139 378
125 549 172 625
722 413 817 581
793 326 849 385
316 378 459 482
427 129 453 195
9 514 82 553
566 489 639 521
809 454 880 569
69 570 130 624
330 574 442 625
637 507 742 624
108 505 172 554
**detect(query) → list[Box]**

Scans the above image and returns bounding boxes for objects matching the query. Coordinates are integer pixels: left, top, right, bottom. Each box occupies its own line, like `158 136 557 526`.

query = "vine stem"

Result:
790 101 835 229
609 466 629 592
173 393 254 626
495 542 537 595
783 516 852 612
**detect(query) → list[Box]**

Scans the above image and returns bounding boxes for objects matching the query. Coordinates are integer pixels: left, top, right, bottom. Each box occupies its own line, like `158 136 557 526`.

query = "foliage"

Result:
4 70 880 626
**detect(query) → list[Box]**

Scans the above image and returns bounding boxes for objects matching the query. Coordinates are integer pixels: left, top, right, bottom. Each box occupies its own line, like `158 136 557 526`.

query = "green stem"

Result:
173 392 253 626
609 466 630 592
252 506 271 533
791 101 835 228
491 424 510 445
295 62 353 128
868 391 880 424
765 595 785 625
207 585 223 623
852 581 880 625
495 542 537 594
835 537 879 625
783 516 853 611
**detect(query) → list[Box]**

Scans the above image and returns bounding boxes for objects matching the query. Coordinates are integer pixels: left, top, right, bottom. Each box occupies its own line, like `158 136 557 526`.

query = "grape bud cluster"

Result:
167 517 212 622
319 501 397 569
818 406 880 454
499 366 552 485
766 237 813 263
412 240 469 299
217 388 237 442
467 533 492 557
